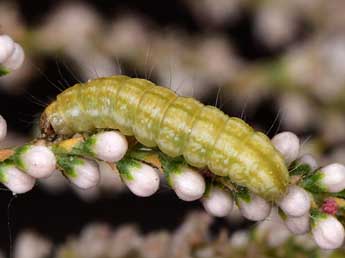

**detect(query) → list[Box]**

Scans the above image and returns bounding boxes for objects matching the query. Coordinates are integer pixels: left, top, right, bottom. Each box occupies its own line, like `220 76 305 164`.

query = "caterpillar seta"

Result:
40 75 289 201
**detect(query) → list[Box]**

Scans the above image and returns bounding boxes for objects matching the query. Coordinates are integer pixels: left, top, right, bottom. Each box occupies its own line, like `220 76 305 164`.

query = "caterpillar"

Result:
40 75 289 201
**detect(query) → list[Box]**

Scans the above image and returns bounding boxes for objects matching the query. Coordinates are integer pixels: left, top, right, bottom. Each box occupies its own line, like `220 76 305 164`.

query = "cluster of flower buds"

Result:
0 128 345 250
0 34 24 75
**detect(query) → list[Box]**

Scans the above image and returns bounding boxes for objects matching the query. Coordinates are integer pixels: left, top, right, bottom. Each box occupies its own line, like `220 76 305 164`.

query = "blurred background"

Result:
0 0 345 257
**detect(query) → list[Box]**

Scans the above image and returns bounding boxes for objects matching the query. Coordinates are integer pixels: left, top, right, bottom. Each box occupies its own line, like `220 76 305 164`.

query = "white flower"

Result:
202 187 233 217
92 131 128 162
66 159 100 189
1 165 35 194
230 230 249 248
285 212 310 235
20 145 56 178
278 185 311 217
0 114 7 141
2 42 24 70
170 167 205 201
123 162 160 197
318 163 345 193
237 192 271 221
312 214 345 250
298 154 318 171
0 34 14 63
271 131 300 164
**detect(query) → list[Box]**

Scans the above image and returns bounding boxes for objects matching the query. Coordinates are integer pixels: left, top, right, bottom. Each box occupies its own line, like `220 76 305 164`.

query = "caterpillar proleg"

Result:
40 75 289 200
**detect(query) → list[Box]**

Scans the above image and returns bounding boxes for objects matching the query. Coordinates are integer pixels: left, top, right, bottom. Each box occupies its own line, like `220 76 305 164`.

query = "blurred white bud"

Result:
298 154 318 171
237 192 271 221
318 163 345 193
272 131 300 164
230 230 249 248
2 43 24 70
14 231 52 258
124 162 160 197
202 188 233 217
171 167 206 201
92 131 128 162
21 145 56 178
1 166 35 194
66 159 100 189
0 34 14 63
0 114 7 141
312 214 345 250
278 185 311 217
285 212 310 235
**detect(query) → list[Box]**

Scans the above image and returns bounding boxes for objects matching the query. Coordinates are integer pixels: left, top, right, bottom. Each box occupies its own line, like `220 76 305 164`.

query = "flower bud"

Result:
298 154 318 171
271 131 300 164
202 187 233 217
278 185 311 217
20 145 56 178
0 34 14 63
284 212 310 235
317 163 345 193
0 115 7 141
170 166 205 201
237 192 271 221
312 213 345 250
121 161 160 197
62 157 100 189
91 131 128 162
2 43 24 70
0 165 35 194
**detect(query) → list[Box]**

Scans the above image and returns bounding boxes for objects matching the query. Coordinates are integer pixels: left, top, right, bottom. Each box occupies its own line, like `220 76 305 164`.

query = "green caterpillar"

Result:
40 75 289 200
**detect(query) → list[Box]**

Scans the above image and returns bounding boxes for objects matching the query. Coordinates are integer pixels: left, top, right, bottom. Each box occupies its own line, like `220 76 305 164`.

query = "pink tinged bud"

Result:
322 198 338 215
0 34 14 63
312 214 345 250
20 146 56 178
1 166 35 194
2 43 24 70
278 185 311 217
0 115 7 141
171 167 206 201
271 131 300 165
202 188 233 217
124 163 160 197
285 213 310 235
319 163 345 193
238 193 271 221
92 131 128 162
67 159 100 189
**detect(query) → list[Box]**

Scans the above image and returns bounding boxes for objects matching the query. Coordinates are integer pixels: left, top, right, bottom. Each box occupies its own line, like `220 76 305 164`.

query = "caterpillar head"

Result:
40 110 55 138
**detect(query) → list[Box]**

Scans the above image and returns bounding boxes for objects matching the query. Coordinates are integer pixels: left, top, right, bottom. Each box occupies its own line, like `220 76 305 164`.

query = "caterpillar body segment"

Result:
41 75 289 201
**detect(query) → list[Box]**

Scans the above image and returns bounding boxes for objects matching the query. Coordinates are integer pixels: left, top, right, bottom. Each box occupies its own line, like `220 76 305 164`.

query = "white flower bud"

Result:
171 167 205 201
278 185 311 217
285 213 310 235
66 159 100 189
92 131 128 162
312 214 345 250
0 115 7 141
230 230 249 248
1 166 35 194
20 145 56 178
271 131 300 164
318 163 345 193
2 43 24 70
124 162 160 197
0 34 14 63
298 154 318 171
237 192 271 221
202 188 233 217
